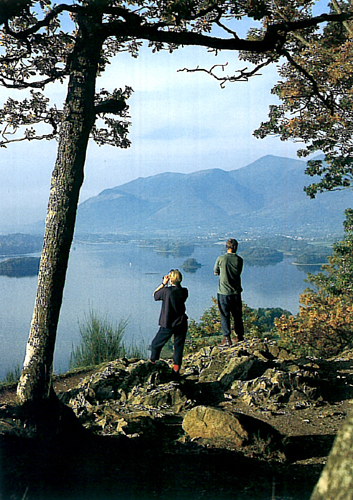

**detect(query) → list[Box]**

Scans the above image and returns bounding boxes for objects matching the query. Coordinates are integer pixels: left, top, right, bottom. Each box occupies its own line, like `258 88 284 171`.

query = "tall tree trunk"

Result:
17 13 103 403
311 410 353 499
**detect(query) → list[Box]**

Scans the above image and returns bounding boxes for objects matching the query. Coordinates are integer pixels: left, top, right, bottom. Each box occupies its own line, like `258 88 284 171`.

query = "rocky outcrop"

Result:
56 338 349 460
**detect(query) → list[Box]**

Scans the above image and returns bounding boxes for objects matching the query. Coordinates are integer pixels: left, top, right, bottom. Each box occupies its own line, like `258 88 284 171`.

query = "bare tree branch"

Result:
178 59 275 88
0 130 56 147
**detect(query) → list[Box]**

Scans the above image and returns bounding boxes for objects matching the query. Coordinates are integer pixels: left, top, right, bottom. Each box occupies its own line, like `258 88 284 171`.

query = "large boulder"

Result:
182 405 283 455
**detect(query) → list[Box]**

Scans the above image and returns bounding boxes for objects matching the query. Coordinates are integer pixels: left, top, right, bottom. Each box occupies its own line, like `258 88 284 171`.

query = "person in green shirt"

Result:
214 238 244 347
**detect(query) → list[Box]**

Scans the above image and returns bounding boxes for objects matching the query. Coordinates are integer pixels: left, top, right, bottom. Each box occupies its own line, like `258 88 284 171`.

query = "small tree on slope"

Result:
275 209 353 358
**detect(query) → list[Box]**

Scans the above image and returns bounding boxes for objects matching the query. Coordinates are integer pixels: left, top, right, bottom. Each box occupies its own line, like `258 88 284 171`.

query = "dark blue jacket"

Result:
154 284 188 329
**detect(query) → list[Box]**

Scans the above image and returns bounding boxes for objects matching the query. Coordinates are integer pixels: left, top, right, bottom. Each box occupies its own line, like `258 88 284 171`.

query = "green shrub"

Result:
185 297 284 353
274 210 353 358
187 297 222 339
70 310 135 369
125 338 149 360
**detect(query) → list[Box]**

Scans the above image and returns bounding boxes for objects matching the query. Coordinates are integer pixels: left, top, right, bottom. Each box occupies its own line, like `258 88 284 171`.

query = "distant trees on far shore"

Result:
0 234 42 256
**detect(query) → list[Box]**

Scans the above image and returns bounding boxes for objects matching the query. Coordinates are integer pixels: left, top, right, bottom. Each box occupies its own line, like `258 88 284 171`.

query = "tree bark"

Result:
17 12 103 403
311 410 353 500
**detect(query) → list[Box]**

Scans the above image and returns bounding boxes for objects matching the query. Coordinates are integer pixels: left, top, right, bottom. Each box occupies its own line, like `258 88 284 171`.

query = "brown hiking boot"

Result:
219 337 232 348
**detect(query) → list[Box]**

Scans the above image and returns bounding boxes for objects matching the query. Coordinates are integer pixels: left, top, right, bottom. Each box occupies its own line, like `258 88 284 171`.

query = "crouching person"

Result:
150 269 188 379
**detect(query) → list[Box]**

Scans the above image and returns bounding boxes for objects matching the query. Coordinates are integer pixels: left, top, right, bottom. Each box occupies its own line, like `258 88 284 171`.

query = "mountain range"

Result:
75 155 353 237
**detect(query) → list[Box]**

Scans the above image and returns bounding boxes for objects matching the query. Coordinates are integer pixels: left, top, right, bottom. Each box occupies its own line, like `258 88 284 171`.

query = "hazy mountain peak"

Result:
76 155 350 237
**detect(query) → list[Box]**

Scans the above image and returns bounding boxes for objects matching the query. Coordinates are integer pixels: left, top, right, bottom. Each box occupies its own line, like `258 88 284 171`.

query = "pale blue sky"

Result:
0 2 328 232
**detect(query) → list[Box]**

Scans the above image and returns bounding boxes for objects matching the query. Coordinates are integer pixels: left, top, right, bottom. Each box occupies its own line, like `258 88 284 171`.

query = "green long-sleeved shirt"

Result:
214 252 243 295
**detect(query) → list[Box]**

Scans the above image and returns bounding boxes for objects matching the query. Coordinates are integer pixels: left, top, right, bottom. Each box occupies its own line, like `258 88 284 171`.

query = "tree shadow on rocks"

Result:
181 378 226 406
0 429 322 500
284 433 336 463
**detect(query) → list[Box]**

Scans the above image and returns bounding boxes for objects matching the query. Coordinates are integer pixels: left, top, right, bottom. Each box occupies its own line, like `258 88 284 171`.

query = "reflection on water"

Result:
294 264 323 274
245 257 284 267
0 242 313 379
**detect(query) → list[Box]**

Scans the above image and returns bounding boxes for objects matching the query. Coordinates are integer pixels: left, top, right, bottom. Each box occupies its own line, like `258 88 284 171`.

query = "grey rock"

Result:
59 339 340 456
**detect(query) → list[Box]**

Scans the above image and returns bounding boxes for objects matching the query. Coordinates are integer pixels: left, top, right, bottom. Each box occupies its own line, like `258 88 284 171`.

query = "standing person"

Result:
214 238 244 347
150 269 188 379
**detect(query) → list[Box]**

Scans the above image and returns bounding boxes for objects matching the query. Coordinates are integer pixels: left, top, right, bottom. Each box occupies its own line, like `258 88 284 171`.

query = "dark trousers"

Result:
150 322 187 367
217 293 244 341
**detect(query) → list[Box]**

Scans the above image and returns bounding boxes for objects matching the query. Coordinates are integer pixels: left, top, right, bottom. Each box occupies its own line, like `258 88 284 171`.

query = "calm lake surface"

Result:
0 242 312 379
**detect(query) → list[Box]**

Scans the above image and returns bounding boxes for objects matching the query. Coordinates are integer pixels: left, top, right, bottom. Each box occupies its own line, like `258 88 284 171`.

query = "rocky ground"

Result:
1 338 353 500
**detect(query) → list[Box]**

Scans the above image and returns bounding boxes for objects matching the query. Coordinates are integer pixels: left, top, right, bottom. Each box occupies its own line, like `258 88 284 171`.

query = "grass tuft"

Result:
70 309 147 369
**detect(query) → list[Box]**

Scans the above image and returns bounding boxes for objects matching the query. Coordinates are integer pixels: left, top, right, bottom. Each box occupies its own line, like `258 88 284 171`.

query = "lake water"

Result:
0 242 312 379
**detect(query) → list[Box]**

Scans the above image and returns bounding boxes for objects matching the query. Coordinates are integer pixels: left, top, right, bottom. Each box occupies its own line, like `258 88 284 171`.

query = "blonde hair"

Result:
169 269 182 284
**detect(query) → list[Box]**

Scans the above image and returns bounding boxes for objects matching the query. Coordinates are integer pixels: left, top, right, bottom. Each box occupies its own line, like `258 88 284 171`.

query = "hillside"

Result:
1 338 353 499
75 155 352 237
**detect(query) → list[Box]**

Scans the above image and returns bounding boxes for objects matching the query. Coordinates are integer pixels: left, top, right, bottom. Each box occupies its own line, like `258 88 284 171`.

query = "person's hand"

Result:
153 276 169 296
